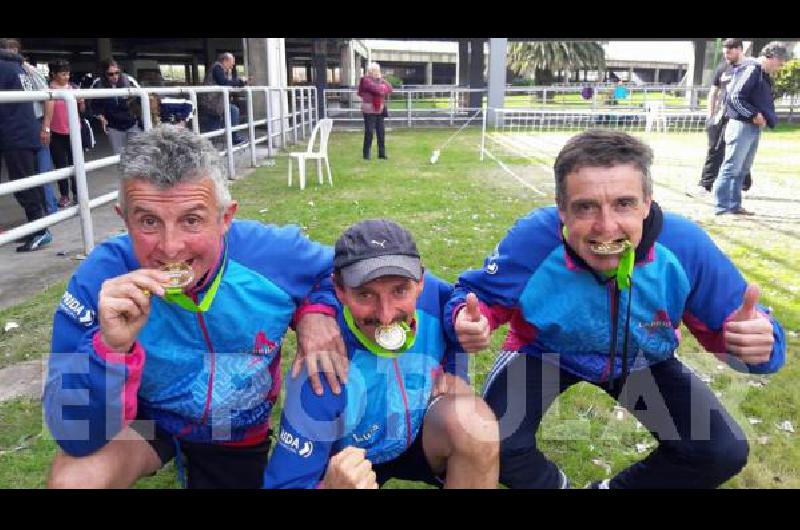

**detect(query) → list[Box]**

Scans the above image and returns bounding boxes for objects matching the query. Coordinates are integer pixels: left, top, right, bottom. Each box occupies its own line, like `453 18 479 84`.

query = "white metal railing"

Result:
0 85 316 253
324 88 485 126
326 84 798 126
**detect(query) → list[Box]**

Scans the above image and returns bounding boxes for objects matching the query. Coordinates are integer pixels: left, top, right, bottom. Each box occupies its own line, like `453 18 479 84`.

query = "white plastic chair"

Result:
644 101 667 133
288 118 333 190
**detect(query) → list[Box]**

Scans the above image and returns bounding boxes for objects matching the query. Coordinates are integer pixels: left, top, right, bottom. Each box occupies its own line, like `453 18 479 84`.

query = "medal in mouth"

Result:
374 323 408 351
588 239 631 256
160 262 195 292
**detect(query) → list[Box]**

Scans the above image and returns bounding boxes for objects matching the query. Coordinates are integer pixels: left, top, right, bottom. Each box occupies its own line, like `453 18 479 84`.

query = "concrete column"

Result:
96 38 112 66
688 39 706 108
204 38 216 69
426 62 433 85
191 54 199 85
184 64 191 84
487 38 508 124
246 38 270 117
458 39 469 87
312 40 328 117
469 38 485 108
264 38 288 148
654 68 660 84
341 41 353 87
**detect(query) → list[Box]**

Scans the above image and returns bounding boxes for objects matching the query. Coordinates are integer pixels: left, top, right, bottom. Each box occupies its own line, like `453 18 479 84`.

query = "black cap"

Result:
722 38 743 49
334 219 422 288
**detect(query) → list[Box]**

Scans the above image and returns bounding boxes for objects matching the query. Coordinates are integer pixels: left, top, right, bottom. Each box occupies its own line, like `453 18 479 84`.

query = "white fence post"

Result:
61 91 95 253
300 88 307 140
222 87 234 178
265 88 274 157
189 89 200 134
246 87 257 167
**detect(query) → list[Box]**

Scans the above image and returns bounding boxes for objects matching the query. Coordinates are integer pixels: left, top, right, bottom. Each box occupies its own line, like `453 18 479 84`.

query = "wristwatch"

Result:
42 127 51 133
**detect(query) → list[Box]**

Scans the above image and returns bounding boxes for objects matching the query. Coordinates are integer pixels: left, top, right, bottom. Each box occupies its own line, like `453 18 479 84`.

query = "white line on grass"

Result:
481 144 547 196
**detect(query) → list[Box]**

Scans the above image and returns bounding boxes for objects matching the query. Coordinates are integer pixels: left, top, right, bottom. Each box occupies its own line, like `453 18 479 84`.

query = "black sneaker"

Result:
16 229 53 252
378 154 388 160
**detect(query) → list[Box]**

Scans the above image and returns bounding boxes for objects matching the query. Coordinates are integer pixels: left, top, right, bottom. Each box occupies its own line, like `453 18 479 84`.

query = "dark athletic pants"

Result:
484 353 749 489
1 149 47 237
363 113 386 158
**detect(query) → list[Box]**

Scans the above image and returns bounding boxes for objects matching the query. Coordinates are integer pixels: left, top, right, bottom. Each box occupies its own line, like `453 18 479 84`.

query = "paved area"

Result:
1 126 268 311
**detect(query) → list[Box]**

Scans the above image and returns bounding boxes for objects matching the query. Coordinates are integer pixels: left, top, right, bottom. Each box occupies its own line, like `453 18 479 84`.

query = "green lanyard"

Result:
163 255 226 312
342 306 417 358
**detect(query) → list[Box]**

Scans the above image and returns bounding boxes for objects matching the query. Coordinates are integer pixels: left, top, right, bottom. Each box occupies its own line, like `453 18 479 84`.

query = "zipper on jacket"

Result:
606 282 620 389
392 359 413 448
194 295 216 426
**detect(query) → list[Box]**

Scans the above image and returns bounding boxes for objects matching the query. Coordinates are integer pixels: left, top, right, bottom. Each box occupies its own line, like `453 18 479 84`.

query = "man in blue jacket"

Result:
0 38 53 251
265 219 499 488
713 41 789 215
447 130 786 489
44 125 348 488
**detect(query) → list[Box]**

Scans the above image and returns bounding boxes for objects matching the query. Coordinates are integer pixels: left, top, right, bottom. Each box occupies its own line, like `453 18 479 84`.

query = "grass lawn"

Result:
0 127 797 488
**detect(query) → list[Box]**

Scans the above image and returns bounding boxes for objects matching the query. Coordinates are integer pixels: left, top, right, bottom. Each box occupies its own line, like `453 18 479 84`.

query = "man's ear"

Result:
221 200 239 232
114 203 127 224
332 274 346 303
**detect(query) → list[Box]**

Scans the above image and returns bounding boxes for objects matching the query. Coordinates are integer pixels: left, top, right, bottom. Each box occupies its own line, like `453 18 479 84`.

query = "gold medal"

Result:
160 262 195 293
589 239 631 256
374 323 407 351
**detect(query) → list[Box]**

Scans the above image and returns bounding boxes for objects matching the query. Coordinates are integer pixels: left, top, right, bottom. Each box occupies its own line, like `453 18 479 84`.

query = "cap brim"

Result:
340 255 422 287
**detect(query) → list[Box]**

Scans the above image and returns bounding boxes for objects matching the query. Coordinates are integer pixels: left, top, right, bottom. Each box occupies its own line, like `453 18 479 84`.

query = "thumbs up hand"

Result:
455 293 491 353
723 284 774 364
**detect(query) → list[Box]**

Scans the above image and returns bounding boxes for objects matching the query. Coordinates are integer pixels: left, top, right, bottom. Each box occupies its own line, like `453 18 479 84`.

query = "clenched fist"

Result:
98 269 171 353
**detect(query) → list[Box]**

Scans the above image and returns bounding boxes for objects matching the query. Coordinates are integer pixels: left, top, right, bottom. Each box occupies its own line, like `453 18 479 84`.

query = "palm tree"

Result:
508 41 606 85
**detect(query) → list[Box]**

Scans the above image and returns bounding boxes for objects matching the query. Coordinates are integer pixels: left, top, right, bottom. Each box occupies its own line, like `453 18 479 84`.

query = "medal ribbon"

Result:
163 254 226 312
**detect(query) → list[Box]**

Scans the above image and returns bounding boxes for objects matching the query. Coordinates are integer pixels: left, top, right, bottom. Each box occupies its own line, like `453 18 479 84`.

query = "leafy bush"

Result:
774 59 800 99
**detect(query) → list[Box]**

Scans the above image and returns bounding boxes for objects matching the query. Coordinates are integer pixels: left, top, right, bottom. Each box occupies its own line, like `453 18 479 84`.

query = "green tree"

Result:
507 41 606 85
774 59 800 122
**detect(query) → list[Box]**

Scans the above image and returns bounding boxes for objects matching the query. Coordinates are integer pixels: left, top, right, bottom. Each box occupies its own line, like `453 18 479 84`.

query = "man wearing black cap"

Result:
264 219 499 488
698 38 751 193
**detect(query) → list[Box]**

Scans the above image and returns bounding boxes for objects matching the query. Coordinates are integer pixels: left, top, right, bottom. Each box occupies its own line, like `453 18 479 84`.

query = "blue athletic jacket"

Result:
443 204 786 384
263 272 467 488
44 220 336 457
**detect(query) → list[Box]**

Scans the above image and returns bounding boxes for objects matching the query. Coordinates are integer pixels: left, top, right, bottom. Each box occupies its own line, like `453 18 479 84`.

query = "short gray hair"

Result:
368 62 381 74
760 41 789 60
553 130 653 209
118 125 230 215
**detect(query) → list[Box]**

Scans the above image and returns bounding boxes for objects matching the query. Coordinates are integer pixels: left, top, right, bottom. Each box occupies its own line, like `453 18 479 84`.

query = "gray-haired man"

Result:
44 125 347 488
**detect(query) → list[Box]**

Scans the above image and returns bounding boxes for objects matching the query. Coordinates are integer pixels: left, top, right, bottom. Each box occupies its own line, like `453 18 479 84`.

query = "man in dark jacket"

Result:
0 38 53 251
91 59 141 155
713 42 788 215
199 53 246 144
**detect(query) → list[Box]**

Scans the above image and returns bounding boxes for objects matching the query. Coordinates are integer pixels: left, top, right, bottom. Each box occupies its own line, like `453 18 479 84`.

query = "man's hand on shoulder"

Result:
292 312 348 396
